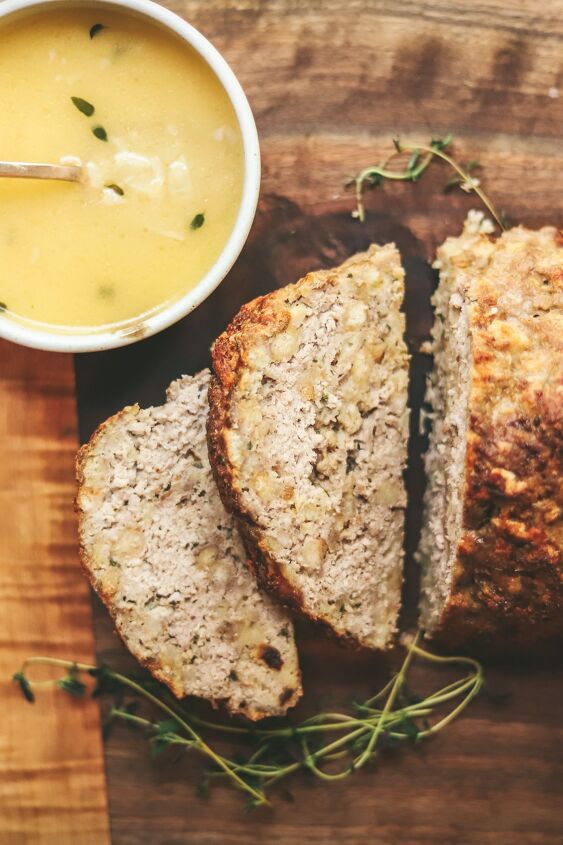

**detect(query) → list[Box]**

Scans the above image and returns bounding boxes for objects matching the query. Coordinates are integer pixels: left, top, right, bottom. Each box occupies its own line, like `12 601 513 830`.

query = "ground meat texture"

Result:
76 371 302 720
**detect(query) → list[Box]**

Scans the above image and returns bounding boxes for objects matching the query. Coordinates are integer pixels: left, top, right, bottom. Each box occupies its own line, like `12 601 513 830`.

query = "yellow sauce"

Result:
0 7 244 330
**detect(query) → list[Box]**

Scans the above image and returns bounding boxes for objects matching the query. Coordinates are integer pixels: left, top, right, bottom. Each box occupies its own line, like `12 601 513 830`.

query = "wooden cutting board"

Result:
2 1 563 843
0 344 110 845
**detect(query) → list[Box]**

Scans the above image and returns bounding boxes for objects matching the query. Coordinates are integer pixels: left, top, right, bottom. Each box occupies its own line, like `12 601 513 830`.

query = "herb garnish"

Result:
13 633 483 807
12 671 34 703
57 663 87 698
190 213 205 230
71 96 95 117
105 184 124 196
89 23 106 39
353 134 505 231
92 126 108 142
0 302 7 313
444 159 481 192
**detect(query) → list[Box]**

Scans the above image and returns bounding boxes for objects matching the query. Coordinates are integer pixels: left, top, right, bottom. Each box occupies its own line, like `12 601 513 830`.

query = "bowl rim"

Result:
0 0 260 353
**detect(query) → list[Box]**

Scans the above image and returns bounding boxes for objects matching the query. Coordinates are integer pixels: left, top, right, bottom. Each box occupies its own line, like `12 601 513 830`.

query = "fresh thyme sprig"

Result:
353 134 506 231
13 633 483 808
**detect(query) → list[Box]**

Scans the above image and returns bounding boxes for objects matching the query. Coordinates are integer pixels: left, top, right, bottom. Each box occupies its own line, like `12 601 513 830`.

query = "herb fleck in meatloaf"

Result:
208 246 410 649
76 371 301 719
420 212 563 654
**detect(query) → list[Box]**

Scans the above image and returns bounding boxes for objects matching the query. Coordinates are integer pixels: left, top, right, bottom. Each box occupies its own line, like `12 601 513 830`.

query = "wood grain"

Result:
0 343 110 845
73 0 563 842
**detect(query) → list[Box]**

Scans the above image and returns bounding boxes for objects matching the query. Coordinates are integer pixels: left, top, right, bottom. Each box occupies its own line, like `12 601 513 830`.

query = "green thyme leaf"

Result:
92 125 108 142
89 23 106 39
57 663 87 697
105 183 124 196
149 720 184 757
71 96 95 117
444 160 480 191
399 713 421 742
392 136 402 153
430 133 453 151
407 149 420 174
156 719 182 735
367 171 383 187
190 212 205 230
58 676 87 697
0 302 7 313
13 672 34 703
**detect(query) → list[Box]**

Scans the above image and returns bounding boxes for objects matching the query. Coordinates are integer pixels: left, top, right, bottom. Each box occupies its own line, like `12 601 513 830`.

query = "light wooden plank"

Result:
0 342 110 845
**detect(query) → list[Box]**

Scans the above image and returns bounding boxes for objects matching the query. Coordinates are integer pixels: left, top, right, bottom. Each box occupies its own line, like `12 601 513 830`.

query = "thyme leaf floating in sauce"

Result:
98 284 115 300
71 96 95 117
89 23 106 39
105 183 124 196
92 125 108 142
190 212 205 230
0 302 7 313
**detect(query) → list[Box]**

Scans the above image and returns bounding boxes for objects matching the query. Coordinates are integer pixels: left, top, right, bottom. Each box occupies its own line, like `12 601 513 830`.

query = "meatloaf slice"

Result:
76 370 301 719
208 246 410 649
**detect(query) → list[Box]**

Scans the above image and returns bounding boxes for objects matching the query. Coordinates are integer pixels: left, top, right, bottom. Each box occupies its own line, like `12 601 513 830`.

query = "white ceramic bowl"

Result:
0 0 260 353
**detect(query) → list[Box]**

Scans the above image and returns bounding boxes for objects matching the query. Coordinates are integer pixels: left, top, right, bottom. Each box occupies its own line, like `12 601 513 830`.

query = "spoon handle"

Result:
0 161 82 182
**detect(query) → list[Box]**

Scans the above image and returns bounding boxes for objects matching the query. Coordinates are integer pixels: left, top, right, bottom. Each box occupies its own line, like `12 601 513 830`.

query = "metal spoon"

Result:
0 161 83 182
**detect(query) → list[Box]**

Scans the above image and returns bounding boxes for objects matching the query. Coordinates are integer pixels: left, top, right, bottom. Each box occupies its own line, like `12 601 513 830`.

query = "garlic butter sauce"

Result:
0 7 244 330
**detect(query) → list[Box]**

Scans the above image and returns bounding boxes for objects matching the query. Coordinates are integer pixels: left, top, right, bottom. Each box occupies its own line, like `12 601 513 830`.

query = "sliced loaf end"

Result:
76 370 301 720
209 245 410 650
419 211 563 652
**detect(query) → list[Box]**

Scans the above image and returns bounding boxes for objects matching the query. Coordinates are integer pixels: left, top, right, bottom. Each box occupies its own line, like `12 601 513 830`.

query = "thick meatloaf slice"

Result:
419 211 563 654
76 371 301 720
208 246 409 649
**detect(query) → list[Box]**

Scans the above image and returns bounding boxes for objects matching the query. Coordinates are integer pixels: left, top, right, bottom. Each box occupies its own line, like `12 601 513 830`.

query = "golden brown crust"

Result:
431 225 563 657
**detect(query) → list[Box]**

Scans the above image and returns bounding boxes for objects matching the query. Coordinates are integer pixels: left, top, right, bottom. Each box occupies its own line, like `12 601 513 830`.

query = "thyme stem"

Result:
15 635 483 806
354 135 506 231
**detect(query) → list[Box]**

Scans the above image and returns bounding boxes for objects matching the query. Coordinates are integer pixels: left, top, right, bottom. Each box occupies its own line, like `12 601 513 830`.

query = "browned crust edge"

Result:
75 408 301 721
427 227 563 659
429 387 563 661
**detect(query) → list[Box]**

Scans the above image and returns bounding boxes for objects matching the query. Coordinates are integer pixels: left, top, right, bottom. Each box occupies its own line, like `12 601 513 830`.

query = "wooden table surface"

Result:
2 1 563 843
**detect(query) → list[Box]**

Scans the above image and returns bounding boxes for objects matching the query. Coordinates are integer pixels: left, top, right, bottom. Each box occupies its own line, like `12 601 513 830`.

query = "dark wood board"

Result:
74 1 563 842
